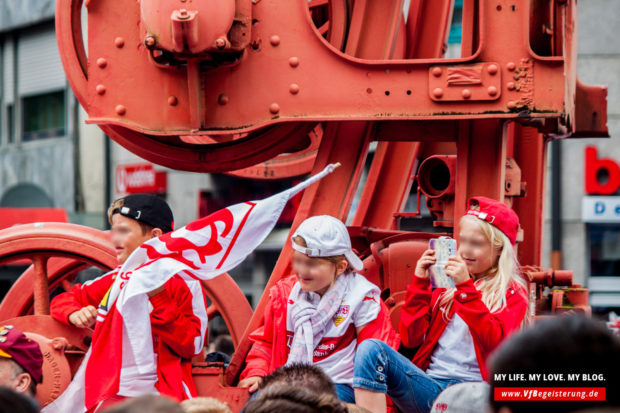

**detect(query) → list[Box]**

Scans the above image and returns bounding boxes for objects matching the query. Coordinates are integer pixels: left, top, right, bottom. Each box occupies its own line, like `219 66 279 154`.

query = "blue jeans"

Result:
353 339 462 413
335 383 355 403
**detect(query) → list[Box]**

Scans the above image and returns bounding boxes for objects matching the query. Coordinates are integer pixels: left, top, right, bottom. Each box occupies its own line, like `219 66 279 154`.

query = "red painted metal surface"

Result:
81 0 574 133
56 0 607 173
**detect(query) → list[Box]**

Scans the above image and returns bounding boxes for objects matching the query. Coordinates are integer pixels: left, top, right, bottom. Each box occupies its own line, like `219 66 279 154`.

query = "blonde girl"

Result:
353 197 528 413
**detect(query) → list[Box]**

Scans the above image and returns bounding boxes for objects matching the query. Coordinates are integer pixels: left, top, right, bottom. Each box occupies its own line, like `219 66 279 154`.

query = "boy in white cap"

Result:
239 215 399 403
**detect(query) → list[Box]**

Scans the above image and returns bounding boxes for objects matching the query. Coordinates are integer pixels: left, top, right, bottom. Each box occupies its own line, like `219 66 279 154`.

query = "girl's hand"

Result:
238 376 263 393
445 255 470 285
414 249 436 279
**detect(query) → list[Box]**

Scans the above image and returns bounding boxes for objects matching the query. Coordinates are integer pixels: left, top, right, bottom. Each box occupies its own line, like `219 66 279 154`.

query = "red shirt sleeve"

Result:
50 271 117 325
453 278 528 354
399 275 438 348
240 294 277 380
149 276 207 359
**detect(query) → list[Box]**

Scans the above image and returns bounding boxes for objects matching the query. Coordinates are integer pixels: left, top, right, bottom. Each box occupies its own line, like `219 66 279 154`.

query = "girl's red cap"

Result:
465 197 519 245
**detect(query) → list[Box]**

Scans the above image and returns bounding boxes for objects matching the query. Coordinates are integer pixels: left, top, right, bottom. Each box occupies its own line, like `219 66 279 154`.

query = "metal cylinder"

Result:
417 155 457 198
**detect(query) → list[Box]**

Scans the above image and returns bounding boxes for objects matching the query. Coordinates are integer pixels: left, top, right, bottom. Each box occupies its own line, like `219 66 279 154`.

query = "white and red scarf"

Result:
43 164 338 412
286 273 349 365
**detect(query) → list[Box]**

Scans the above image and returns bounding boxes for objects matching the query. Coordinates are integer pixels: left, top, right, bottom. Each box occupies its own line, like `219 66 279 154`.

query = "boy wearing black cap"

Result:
50 194 208 407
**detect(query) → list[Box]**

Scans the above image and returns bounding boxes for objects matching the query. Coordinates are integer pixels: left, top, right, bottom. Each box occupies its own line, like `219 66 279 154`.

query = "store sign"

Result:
116 163 167 194
585 146 620 195
582 196 620 222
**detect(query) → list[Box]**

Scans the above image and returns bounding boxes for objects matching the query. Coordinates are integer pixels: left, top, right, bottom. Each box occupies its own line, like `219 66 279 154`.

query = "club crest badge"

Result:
333 304 350 326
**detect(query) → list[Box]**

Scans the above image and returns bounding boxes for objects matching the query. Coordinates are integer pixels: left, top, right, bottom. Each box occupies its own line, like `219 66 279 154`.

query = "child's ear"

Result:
336 259 348 275
151 228 163 238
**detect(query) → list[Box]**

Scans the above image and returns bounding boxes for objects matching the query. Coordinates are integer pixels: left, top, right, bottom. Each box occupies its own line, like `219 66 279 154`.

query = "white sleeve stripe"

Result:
186 280 208 354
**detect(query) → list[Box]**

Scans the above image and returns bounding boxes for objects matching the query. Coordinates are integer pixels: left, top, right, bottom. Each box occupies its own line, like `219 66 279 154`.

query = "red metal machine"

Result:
0 0 608 410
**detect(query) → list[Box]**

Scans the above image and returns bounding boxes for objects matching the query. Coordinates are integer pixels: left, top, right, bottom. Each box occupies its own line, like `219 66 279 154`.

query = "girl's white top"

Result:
285 273 381 384
426 313 483 381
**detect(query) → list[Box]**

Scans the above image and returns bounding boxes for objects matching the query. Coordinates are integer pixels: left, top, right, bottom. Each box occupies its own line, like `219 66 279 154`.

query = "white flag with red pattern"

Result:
43 163 338 412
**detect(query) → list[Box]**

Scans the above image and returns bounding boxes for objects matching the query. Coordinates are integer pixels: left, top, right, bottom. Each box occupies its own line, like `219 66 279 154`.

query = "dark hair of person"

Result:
258 363 337 397
213 334 235 357
243 384 347 413
0 387 39 413
100 394 184 413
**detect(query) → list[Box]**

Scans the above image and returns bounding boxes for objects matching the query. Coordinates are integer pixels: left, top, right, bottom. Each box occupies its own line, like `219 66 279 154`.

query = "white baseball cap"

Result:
291 215 364 271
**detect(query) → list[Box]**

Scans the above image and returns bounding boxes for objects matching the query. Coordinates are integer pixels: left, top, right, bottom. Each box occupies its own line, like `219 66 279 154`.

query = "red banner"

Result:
494 387 606 401
116 163 167 194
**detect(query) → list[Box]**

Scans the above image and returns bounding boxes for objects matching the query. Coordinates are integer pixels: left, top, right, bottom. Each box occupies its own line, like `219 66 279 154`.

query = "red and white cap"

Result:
291 215 364 271
466 196 519 245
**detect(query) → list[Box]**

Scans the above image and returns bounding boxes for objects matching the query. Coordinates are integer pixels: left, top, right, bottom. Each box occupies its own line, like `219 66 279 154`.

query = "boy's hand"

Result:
68 305 98 328
414 249 436 279
238 376 263 393
445 255 470 285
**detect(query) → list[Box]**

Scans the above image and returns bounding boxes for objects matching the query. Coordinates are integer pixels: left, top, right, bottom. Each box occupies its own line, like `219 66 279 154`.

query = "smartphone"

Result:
428 236 457 289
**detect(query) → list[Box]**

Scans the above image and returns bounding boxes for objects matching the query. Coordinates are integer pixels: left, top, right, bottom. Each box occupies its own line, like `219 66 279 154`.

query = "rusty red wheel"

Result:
56 0 344 177
0 223 252 345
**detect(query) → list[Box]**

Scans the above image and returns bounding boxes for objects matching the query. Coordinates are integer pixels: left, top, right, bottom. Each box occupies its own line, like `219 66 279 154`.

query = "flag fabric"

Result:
43 163 339 412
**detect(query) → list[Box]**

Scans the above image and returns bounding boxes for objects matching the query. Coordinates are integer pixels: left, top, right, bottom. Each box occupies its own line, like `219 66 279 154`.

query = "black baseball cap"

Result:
112 194 174 233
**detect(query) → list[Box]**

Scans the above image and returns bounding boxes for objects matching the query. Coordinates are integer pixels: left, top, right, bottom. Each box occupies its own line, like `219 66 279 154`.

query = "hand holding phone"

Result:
429 236 457 289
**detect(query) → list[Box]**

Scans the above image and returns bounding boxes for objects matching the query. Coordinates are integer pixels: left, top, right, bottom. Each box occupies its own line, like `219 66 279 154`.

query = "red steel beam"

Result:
72 0 572 135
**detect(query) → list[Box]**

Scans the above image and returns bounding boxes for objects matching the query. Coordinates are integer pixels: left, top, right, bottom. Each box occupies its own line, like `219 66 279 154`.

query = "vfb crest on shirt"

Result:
333 304 350 326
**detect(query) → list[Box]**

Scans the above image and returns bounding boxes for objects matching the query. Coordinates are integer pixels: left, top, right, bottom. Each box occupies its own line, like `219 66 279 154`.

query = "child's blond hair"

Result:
181 397 232 413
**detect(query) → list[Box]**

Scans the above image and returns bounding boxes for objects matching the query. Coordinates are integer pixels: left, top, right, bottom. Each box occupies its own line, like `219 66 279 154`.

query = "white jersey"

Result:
285 273 381 384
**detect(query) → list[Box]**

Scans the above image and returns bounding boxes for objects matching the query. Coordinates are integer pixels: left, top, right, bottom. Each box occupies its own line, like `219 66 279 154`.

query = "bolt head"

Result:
432 88 444 98
432 67 442 77
507 82 516 91
115 105 126 115
487 86 498 96
507 101 517 110
289 84 300 95
114 37 125 48
168 96 178 106
145 36 156 48
270 35 281 46
507 62 516 71
96 84 106 95
462 89 472 99
215 38 227 50
269 103 280 114
218 94 229 105
289 57 299 68
96 58 107 68
487 64 498 75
